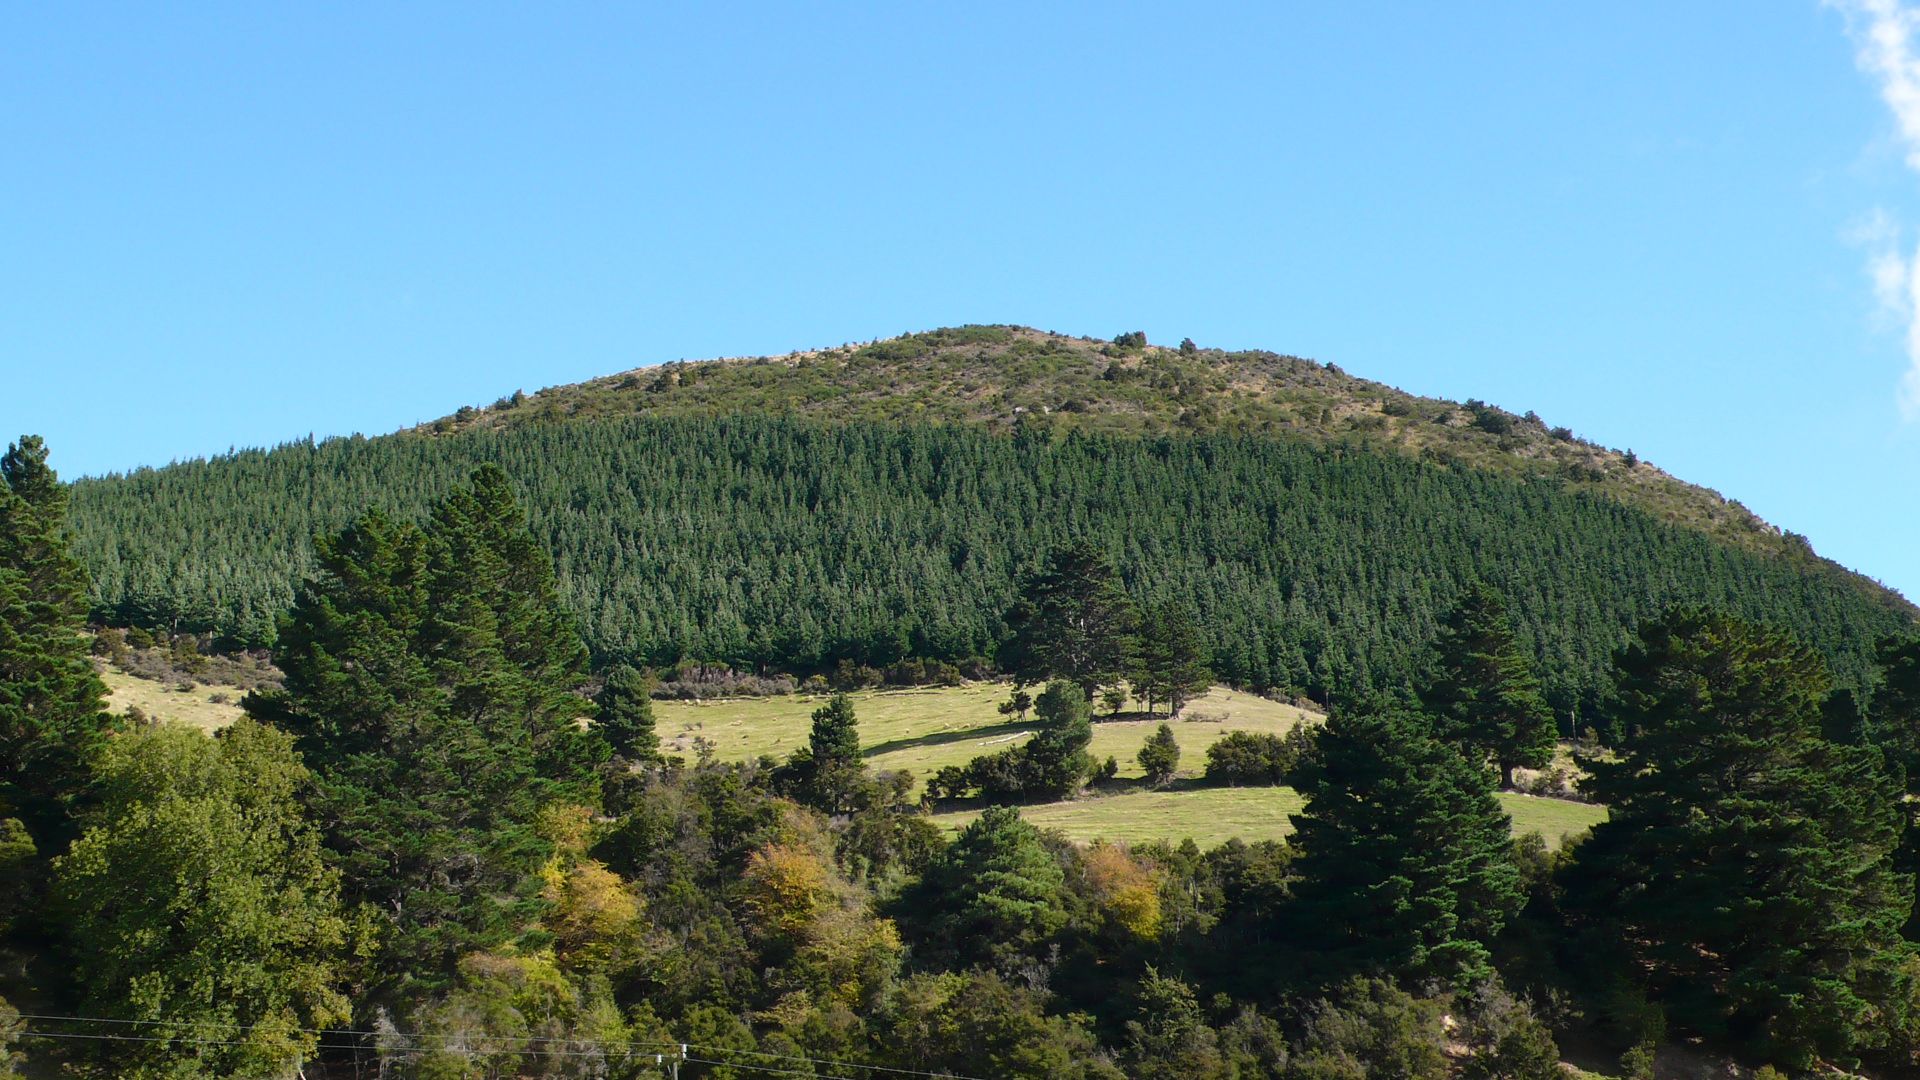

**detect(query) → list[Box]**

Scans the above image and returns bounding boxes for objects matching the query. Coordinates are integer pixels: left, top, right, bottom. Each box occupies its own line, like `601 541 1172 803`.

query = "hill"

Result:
65 324 1916 709
424 325 1851 567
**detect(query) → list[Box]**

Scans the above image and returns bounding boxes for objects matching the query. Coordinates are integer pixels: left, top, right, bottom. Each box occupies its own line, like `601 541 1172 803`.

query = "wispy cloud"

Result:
1829 0 1920 417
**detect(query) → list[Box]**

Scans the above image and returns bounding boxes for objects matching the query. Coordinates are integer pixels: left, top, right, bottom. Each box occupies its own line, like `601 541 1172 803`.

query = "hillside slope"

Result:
69 412 1916 708
425 325 1854 573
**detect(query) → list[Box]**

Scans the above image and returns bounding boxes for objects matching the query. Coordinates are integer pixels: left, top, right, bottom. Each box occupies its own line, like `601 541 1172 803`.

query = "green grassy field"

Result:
653 682 1317 786
928 786 1606 849
99 668 250 732
660 681 1604 848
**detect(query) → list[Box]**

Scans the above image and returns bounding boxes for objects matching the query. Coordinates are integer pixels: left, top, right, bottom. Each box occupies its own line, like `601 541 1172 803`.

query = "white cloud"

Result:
1829 0 1920 417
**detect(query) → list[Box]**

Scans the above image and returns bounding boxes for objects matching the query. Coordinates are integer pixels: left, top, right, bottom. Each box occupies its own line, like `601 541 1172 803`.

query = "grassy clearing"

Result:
99 668 249 733
928 786 1606 850
653 683 1317 787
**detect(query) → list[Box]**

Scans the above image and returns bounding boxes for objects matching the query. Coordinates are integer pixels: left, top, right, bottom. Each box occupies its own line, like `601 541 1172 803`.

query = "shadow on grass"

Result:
922 775 1236 814
862 720 1035 759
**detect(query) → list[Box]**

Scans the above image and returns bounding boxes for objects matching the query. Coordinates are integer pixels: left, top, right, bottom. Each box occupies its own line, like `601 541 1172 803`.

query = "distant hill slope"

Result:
423 325 1852 572
69 409 1915 708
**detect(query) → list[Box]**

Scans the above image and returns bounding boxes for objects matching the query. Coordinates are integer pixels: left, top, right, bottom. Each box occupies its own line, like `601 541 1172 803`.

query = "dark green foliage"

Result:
67 417 1911 706
933 680 1094 803
1285 978 1449 1080
1135 601 1213 715
0 436 112 856
594 662 660 762
808 692 861 767
901 806 1067 969
998 542 1139 695
997 688 1032 722
1203 726 1312 786
1287 704 1524 986
1123 967 1230 1080
1137 722 1181 785
1563 609 1917 1068
1866 632 1920 787
247 466 604 989
1419 585 1556 789
1866 633 1920 934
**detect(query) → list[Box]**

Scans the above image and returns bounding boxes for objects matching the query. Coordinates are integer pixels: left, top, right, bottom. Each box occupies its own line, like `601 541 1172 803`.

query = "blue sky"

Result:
5 3 1920 599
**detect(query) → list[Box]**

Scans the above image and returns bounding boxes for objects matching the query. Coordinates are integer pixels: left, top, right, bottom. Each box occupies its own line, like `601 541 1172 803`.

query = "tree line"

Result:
66 415 1914 714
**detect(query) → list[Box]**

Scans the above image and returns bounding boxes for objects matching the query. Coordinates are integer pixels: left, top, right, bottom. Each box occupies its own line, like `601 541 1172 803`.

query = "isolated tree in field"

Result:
53 719 348 1079
1019 681 1096 797
938 680 1095 803
1137 723 1181 785
810 692 861 766
1287 703 1523 985
998 543 1138 696
1563 609 1916 1069
998 688 1034 723
1135 602 1212 716
1418 585 1555 789
249 464 604 984
0 435 112 856
595 662 660 763
795 691 868 812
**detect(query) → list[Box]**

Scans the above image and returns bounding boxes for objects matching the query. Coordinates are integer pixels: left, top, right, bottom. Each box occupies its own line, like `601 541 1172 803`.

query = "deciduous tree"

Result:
52 719 349 1079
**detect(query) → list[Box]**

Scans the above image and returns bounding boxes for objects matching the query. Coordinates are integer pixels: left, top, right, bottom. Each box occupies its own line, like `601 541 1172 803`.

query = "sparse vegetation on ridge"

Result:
424 325 1842 567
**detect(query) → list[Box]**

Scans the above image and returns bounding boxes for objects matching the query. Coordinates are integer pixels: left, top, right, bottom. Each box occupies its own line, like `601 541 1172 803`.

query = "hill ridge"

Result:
407 323 1908 613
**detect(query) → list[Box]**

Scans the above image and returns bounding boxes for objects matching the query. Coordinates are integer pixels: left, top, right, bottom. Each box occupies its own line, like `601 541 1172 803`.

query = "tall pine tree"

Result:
1418 585 1556 789
0 436 111 855
594 662 660 763
1134 602 1212 716
998 543 1138 696
1867 632 1920 937
1563 609 1917 1069
1286 703 1523 986
248 465 603 993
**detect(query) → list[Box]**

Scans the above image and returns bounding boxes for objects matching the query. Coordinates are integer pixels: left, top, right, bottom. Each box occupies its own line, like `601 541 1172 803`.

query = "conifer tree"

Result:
910 806 1067 968
796 691 866 812
1137 723 1181 785
595 663 660 763
1866 632 1920 936
1023 680 1095 797
1286 703 1523 985
809 692 861 766
1419 585 1555 789
0 435 111 854
249 465 603 989
1135 602 1212 716
998 543 1138 696
1563 609 1916 1068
